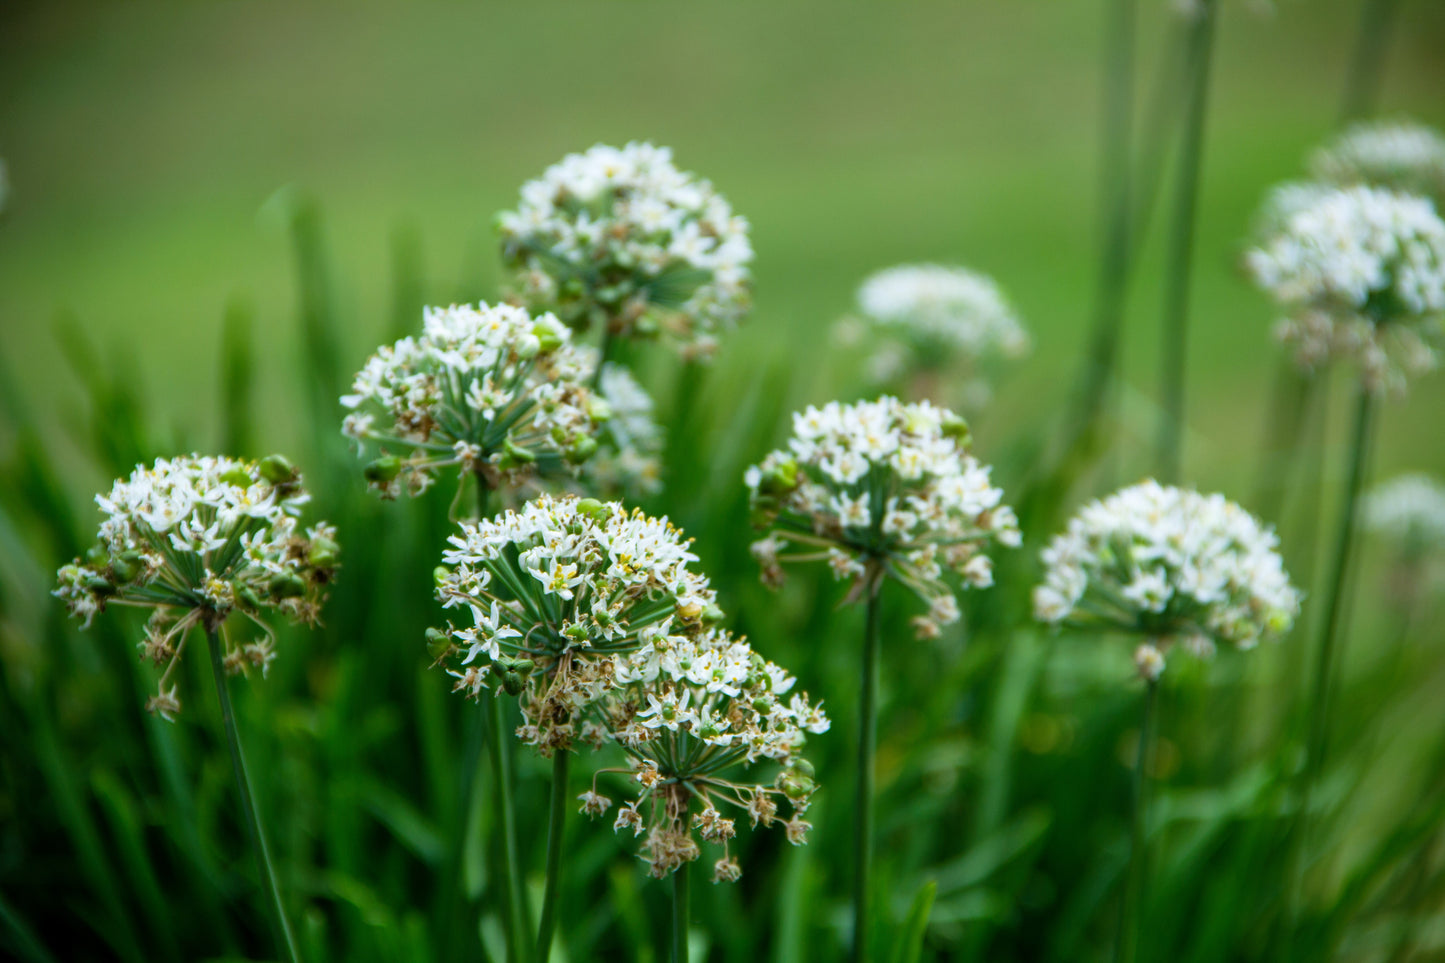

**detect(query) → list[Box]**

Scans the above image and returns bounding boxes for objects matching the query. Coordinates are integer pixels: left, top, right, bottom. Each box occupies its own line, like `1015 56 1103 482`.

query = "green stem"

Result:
1156 0 1218 484
1251 363 1315 523
1339 0 1402 123
536 750 571 963
852 587 882 963
591 325 614 391
1115 679 1157 963
485 695 530 963
672 860 690 963
205 627 301 963
1301 386 1376 808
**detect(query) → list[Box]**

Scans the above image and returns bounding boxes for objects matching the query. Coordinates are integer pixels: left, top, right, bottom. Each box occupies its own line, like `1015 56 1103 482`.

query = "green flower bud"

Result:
433 566 450 588
258 454 298 484
501 671 525 696
701 603 725 627
758 459 799 496
576 498 608 520
564 623 591 641
307 536 340 569
237 586 263 610
109 555 140 584
425 627 453 662
501 437 537 466
269 572 307 600
587 398 614 423
779 770 815 800
84 544 108 567
940 413 971 446
563 435 599 465
363 456 402 484
532 323 563 354
219 467 255 489
515 334 541 360
86 576 118 597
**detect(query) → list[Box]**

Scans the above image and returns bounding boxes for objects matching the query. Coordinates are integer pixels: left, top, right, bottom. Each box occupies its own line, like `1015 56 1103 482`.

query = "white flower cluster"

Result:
745 397 1019 638
857 264 1029 364
499 142 753 358
1311 120 1445 205
581 362 665 498
1364 473 1445 546
579 627 827 880
342 302 605 497
431 493 718 753
1034 480 1301 677
1245 185 1445 393
54 454 337 719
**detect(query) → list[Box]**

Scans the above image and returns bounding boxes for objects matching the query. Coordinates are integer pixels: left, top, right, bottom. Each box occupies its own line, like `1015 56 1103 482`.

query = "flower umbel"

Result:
745 396 1018 637
53 454 337 718
1245 184 1445 394
1310 119 1445 207
581 627 827 880
429 493 718 755
342 301 606 498
1033 480 1301 676
499 142 752 360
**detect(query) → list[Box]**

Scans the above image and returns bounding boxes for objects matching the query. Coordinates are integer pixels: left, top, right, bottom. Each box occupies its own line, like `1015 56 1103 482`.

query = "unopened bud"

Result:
364 456 402 484
563 436 598 465
269 573 307 600
258 454 297 484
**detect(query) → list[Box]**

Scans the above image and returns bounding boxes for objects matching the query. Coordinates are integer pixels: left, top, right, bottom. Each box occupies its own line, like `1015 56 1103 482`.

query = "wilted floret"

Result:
1310 120 1445 206
499 142 752 359
54 454 336 718
745 396 1018 637
1034 480 1301 677
342 302 605 498
429 493 717 754
1245 185 1445 394
581 627 826 880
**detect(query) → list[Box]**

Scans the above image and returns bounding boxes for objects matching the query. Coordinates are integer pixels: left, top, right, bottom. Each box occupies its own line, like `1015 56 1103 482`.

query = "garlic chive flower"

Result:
1245 185 1445 394
1033 480 1301 677
342 302 607 498
430 493 718 755
745 397 1019 638
580 627 828 881
54 454 337 719
1311 120 1445 207
499 142 753 360
855 264 1029 394
1364 473 1445 547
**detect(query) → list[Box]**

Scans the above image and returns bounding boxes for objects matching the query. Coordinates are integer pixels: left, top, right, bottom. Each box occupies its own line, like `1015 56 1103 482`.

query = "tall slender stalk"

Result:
205 627 301 963
1251 363 1316 524
852 585 882 963
536 750 571 963
1301 385 1376 804
672 860 690 963
473 475 531 963
1115 679 1158 963
1339 0 1403 124
1156 0 1218 483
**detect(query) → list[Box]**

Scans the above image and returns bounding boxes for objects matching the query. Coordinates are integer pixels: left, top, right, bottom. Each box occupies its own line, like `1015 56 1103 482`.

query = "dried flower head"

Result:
1311 120 1445 206
579 627 826 880
1034 480 1301 676
429 493 718 754
342 302 606 498
1364 473 1445 547
499 142 752 359
745 397 1018 637
54 454 337 718
1245 185 1445 394
855 264 1029 387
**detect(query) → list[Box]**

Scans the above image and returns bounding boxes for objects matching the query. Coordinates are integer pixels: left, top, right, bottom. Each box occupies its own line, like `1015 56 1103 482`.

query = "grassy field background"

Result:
3 2 1445 962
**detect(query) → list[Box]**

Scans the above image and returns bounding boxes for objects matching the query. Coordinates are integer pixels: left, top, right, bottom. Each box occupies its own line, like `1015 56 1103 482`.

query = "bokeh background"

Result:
3 2 1445 962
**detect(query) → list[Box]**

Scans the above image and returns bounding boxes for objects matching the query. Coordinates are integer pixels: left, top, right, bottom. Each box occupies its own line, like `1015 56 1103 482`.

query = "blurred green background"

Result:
3 2 1445 962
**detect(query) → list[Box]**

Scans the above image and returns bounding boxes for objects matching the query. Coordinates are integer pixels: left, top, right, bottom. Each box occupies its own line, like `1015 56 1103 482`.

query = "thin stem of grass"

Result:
672 860 690 963
852 586 882 963
1115 679 1157 963
536 749 571 963
205 627 301 963
1251 363 1316 524
1156 0 1218 483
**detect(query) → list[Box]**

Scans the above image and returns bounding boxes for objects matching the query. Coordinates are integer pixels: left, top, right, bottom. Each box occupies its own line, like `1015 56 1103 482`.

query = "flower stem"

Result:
205 627 301 963
1301 386 1376 815
1251 363 1316 524
1339 0 1402 123
1156 0 1218 484
485 694 531 963
1115 679 1157 963
536 749 570 963
672 860 690 963
852 586 882 963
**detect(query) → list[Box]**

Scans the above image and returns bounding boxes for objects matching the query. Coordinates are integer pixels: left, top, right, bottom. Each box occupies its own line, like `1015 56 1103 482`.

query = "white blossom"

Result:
857 263 1028 363
499 142 752 358
342 302 604 498
1364 473 1445 545
1311 120 1445 206
1034 480 1301 675
745 396 1017 637
1245 185 1445 393
54 455 337 718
